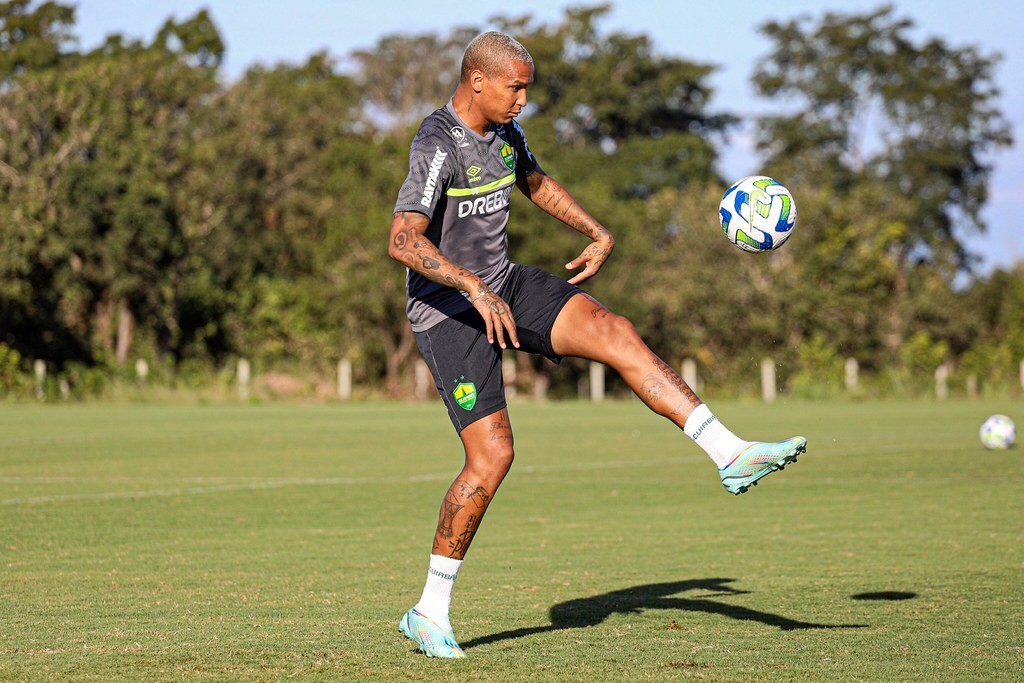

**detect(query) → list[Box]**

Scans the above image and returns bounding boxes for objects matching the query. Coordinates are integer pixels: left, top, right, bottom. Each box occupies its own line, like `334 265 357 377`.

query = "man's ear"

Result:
470 69 485 94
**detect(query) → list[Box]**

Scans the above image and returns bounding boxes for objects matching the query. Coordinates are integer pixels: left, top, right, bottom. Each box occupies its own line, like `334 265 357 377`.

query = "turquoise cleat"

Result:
398 608 467 659
719 437 807 495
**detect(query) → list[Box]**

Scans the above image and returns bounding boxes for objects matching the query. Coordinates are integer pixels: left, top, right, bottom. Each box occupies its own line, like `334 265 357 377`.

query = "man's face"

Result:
478 60 533 125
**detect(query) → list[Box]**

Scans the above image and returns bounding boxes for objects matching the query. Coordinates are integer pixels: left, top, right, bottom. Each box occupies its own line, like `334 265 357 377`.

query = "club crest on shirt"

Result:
499 142 514 170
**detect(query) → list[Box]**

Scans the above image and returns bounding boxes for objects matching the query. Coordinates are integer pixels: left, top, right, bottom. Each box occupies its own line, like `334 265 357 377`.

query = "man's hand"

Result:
518 171 616 285
470 287 519 350
565 235 615 285
389 211 519 349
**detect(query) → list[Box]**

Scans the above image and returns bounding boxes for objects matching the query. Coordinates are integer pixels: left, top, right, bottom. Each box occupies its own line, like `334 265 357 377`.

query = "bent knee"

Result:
465 442 515 481
594 311 645 359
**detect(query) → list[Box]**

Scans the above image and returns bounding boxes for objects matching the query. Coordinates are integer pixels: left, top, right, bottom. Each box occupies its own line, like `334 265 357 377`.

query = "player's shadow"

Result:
460 578 866 650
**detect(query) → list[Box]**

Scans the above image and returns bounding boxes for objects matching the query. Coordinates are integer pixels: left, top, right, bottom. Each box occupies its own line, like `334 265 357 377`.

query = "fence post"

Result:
845 357 859 391
761 358 776 403
237 358 251 400
33 359 45 400
135 358 149 383
966 374 978 399
502 355 517 398
934 363 949 400
414 360 431 400
589 361 605 402
337 359 352 400
681 358 698 390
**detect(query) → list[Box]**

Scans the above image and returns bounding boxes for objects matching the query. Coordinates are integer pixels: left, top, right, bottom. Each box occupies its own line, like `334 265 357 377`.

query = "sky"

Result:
71 1 1022 273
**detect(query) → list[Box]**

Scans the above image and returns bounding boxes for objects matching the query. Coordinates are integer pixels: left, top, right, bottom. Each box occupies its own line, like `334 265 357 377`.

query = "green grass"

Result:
1 398 1022 682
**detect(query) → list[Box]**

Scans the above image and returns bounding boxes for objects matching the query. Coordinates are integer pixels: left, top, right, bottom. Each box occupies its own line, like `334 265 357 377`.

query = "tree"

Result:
751 5 1012 357
351 29 477 133
0 0 74 85
0 6 225 368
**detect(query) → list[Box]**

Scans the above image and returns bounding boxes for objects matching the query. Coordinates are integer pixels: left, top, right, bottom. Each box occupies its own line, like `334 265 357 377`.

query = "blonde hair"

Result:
461 31 533 81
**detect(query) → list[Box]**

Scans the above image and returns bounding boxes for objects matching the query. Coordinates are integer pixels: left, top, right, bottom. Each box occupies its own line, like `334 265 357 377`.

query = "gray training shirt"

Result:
394 100 539 332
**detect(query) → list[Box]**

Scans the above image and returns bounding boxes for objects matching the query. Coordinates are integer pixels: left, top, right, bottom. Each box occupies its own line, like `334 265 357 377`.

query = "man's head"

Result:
460 31 533 83
457 31 534 127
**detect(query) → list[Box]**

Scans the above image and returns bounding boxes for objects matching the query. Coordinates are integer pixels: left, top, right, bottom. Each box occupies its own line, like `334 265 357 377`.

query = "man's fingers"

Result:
473 293 519 349
503 312 519 349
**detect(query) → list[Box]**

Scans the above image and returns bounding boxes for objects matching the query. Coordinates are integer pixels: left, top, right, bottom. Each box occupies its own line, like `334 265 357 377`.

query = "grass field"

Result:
1 398 1022 682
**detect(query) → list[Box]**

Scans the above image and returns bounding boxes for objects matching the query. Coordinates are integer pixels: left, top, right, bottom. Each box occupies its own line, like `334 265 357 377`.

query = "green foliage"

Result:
0 0 75 83
789 334 846 399
891 330 950 395
0 342 29 397
0 2 1019 399
753 5 1012 268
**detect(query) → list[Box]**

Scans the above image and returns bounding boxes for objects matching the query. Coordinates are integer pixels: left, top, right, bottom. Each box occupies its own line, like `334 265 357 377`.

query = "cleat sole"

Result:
722 438 807 495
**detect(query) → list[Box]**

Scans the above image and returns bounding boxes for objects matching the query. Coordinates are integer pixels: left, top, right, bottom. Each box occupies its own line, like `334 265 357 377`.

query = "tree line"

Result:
0 1 1019 400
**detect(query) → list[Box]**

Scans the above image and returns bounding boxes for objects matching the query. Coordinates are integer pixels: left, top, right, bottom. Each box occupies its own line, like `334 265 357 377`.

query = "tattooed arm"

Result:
517 169 615 285
388 210 519 349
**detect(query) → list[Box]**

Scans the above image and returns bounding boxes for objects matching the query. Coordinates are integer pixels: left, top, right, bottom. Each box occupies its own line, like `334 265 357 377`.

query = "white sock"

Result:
413 554 463 633
684 403 750 469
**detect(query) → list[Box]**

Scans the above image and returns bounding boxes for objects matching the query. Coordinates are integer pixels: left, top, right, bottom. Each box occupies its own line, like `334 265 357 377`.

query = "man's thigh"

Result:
415 312 505 433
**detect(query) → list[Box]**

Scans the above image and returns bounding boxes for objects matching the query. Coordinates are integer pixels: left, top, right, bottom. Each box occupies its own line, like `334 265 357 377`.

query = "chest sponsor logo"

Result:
420 147 448 207
499 142 514 170
458 187 511 217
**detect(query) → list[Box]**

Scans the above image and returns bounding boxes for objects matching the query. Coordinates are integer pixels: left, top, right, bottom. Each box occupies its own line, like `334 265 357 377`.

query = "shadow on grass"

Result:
851 591 917 601
461 578 867 650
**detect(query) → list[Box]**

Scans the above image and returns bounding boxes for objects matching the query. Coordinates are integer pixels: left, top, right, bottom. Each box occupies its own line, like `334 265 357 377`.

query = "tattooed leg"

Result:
431 410 514 559
551 293 702 428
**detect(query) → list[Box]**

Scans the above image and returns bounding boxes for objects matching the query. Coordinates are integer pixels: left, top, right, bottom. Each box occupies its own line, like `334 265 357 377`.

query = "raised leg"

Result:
551 293 701 429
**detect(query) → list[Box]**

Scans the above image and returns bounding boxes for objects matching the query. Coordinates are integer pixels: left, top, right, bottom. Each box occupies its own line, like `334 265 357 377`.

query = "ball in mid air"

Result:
719 175 797 252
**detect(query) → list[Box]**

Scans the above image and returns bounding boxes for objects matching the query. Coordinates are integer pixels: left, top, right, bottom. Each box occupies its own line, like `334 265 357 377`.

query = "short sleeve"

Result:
510 120 539 177
394 130 456 218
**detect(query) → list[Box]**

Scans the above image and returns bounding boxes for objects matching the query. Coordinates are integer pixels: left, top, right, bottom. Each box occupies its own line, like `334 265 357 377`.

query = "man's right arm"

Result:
388 211 519 349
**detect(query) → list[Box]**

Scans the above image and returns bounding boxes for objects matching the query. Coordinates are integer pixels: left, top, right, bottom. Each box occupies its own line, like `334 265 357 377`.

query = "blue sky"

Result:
71 1 1022 273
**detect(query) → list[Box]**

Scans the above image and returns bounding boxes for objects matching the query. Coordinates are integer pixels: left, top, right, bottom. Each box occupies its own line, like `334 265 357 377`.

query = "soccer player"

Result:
388 31 807 658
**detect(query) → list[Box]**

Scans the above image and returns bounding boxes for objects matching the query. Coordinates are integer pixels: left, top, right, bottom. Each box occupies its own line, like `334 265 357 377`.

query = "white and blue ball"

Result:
980 414 1015 450
719 175 797 252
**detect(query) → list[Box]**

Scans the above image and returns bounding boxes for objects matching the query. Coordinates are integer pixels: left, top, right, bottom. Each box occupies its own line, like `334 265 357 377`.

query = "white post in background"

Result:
237 358 251 400
135 358 149 383
845 357 859 392
761 358 776 403
502 356 517 398
934 363 949 400
589 361 605 402
682 358 698 390
337 359 352 400
414 360 431 400
33 359 45 400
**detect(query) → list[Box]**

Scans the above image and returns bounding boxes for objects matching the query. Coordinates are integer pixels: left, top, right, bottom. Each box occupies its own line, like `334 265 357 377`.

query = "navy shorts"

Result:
414 264 582 432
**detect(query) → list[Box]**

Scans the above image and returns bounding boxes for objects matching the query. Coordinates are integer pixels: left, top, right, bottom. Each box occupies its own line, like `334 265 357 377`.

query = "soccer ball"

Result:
719 175 797 252
979 414 1015 450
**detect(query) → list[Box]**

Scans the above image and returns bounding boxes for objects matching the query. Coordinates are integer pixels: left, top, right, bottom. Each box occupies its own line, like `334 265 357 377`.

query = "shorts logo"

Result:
499 142 514 170
452 382 477 411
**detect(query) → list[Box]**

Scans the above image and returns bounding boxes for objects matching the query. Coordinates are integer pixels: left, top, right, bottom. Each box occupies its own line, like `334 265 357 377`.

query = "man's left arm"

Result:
516 170 615 285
